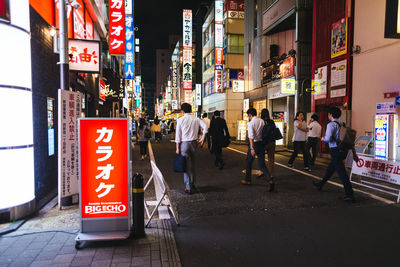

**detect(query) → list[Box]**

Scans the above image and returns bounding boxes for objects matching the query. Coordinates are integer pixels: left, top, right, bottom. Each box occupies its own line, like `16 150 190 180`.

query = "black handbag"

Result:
272 127 283 141
221 136 230 148
173 154 186 173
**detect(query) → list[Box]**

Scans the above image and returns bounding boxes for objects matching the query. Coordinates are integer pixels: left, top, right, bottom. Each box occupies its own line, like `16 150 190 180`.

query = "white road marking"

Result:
227 147 394 204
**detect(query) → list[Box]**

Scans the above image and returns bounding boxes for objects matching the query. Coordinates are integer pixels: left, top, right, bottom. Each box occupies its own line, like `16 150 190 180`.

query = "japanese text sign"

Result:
183 49 192 89
125 14 134 79
375 114 389 158
109 0 125 55
352 155 400 185
183 9 192 49
73 0 85 39
99 79 106 101
79 119 129 219
69 39 100 73
58 90 82 198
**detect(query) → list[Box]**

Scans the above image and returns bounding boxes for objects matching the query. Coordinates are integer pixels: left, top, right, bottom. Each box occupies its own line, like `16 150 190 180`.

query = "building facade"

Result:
244 0 313 147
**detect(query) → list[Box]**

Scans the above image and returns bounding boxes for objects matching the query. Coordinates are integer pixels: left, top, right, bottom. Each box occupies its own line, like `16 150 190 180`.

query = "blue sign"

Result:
124 15 134 79
396 96 400 106
215 65 223 71
135 85 141 94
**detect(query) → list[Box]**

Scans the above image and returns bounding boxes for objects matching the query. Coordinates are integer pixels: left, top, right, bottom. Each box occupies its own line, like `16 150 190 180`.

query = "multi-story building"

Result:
244 0 313 147
202 0 245 137
156 49 172 100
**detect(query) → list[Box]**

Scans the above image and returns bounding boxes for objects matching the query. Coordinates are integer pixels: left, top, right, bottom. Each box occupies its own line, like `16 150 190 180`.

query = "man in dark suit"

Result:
209 110 230 170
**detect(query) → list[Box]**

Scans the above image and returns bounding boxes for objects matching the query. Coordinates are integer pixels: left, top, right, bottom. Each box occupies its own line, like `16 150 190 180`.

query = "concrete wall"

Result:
352 0 400 135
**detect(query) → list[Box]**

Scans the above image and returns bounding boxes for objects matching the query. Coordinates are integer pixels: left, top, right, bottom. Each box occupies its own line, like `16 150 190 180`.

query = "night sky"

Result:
135 0 212 86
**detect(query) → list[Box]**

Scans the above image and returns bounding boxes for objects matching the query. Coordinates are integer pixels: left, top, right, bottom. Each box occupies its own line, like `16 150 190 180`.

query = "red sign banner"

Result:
79 119 129 219
99 79 106 101
109 0 125 55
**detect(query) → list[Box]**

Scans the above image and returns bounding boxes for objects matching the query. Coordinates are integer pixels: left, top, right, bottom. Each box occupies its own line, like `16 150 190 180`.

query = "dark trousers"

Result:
155 132 162 142
213 143 223 166
306 137 319 164
245 142 271 182
288 141 309 167
139 141 147 155
205 133 211 151
319 147 354 197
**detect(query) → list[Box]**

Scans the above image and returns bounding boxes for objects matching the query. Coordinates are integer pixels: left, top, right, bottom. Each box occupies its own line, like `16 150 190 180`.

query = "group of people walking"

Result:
173 103 358 202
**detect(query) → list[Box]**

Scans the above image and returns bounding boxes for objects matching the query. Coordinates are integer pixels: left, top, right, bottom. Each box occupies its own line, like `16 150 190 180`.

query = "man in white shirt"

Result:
176 103 208 194
202 113 211 151
241 108 274 192
306 114 322 165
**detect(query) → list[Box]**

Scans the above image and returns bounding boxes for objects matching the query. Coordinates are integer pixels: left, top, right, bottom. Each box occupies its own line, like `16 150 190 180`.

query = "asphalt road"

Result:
151 140 400 267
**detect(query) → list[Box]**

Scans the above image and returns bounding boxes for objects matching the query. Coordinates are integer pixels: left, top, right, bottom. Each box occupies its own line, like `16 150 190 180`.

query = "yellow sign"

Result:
281 78 296 94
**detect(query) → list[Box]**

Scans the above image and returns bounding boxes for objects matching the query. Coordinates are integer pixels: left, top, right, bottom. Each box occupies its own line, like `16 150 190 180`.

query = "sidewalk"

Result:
0 143 181 267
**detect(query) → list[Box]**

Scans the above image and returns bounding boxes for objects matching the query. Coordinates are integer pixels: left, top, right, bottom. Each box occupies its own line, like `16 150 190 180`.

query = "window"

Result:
227 34 244 54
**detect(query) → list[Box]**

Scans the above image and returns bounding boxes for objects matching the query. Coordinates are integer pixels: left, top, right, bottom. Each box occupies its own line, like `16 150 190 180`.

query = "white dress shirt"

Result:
308 121 322 138
247 116 265 142
293 120 307 142
202 117 211 129
175 114 208 143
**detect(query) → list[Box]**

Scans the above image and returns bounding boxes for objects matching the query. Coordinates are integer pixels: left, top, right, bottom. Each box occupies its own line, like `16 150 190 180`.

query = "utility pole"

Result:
59 0 69 90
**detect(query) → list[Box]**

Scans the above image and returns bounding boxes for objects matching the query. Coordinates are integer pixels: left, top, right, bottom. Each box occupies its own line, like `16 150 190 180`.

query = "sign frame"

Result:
76 118 131 244
69 39 101 73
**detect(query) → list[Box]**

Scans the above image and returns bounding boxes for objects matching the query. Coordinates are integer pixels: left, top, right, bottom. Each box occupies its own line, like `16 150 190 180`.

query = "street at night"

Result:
1 0 400 266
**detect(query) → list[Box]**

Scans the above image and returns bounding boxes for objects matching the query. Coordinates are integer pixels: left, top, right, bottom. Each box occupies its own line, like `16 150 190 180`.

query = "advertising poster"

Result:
58 90 82 199
330 60 347 87
375 114 389 159
47 98 55 156
331 18 347 58
279 57 294 78
79 119 129 219
313 66 327 100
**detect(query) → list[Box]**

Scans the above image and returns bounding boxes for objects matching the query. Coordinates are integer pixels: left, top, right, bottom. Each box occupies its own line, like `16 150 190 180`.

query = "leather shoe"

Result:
184 189 192 195
241 179 251 185
267 182 275 192
312 181 322 191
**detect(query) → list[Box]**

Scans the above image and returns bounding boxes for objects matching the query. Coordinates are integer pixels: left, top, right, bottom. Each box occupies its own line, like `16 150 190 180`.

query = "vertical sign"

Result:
124 14 134 79
73 0 85 39
109 0 125 55
183 9 192 90
58 90 82 199
47 98 55 156
0 0 10 21
215 0 224 92
99 79 106 101
79 119 129 219
375 114 389 159
196 84 202 106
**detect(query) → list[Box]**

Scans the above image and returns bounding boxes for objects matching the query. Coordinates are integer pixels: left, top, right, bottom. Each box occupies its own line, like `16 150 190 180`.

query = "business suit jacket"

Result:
209 117 230 146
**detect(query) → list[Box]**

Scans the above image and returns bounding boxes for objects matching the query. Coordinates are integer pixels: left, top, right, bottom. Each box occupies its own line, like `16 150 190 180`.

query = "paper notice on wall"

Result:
331 60 347 87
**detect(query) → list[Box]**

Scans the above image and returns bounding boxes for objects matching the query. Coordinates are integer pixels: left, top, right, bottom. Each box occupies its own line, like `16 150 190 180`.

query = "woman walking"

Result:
288 111 310 171
261 108 276 178
152 118 162 143
137 118 151 160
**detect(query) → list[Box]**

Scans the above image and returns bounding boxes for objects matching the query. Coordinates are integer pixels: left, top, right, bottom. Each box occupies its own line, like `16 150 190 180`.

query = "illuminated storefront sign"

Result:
196 84 202 106
183 49 192 89
215 0 224 92
232 80 244 92
69 39 100 72
313 65 327 100
281 78 296 94
47 98 55 156
0 0 35 210
109 0 125 55
172 61 178 88
73 0 85 39
85 10 94 40
375 114 389 159
224 0 245 19
99 79 106 101
58 90 82 199
183 9 192 89
124 14 134 79
79 119 129 219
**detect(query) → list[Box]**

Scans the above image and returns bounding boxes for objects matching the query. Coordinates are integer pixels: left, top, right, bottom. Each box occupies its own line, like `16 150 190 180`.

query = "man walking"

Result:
305 114 322 165
202 113 211 151
209 110 230 170
176 103 208 194
313 107 357 202
241 108 275 192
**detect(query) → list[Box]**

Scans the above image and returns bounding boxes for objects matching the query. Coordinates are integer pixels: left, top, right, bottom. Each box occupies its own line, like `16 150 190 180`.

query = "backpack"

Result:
262 120 282 145
332 121 356 151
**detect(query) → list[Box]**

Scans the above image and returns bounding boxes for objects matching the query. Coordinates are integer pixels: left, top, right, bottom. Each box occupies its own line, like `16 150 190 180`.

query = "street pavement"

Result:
0 143 181 267
151 139 400 267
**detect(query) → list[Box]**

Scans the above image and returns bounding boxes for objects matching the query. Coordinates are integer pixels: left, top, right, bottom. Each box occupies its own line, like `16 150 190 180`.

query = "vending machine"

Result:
374 114 398 160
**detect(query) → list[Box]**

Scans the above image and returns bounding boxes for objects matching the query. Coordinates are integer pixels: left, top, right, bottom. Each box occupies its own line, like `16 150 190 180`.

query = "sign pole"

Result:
59 0 69 91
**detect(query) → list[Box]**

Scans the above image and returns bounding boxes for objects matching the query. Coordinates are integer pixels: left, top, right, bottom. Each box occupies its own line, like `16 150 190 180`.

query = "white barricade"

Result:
350 154 400 202
144 141 179 227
